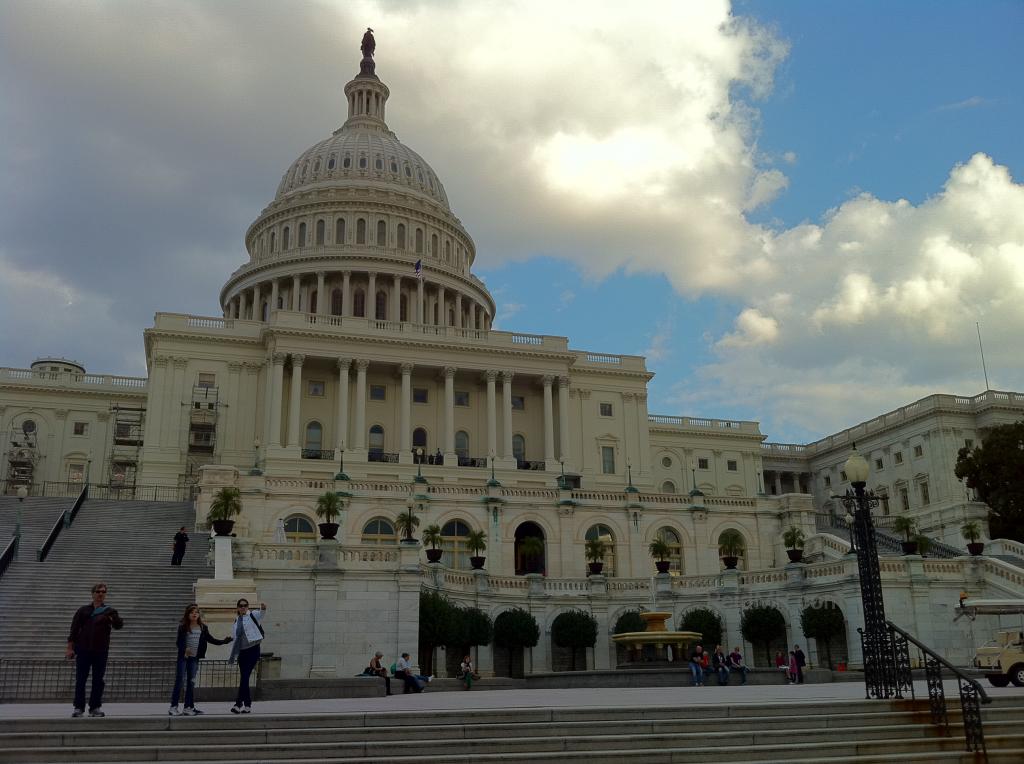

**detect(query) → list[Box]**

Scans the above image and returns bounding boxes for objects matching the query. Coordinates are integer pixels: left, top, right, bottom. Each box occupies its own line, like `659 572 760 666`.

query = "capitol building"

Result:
3 40 1024 680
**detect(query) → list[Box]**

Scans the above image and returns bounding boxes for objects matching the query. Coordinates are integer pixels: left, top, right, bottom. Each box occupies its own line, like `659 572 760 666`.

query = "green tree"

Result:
418 590 455 675
892 515 917 542
648 537 671 562
679 608 723 649
314 491 342 523
207 486 242 522
493 609 540 678
551 610 598 671
447 606 493 651
740 606 787 666
613 609 647 635
466 529 487 556
395 508 420 541
518 536 545 573
422 524 443 550
800 604 845 669
783 526 805 549
955 422 1024 541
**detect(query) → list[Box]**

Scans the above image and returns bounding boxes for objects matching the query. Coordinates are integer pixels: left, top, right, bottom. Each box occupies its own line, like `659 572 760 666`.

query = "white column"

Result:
146 356 168 449
437 285 446 326
342 271 351 317
252 284 261 321
269 352 286 447
558 375 570 462
237 291 246 319
542 375 555 464
353 360 368 450
486 370 497 461
316 271 326 315
225 362 242 453
367 272 377 319
287 354 304 448
392 274 402 322
501 371 514 459
400 363 413 455
469 301 477 330
444 366 456 458
291 275 300 311
270 279 279 314
416 279 425 323
336 358 350 451
455 293 463 328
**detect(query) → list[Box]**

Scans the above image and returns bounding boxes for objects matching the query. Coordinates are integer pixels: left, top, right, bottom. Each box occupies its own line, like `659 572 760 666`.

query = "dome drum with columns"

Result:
220 46 493 330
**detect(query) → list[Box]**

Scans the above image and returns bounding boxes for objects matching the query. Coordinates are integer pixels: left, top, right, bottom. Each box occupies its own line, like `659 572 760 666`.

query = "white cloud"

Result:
644 321 673 363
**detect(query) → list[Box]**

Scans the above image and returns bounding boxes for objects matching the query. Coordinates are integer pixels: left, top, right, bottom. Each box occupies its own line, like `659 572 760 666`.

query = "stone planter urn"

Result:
318 522 339 541
470 555 486 570
211 520 235 537
655 560 671 574
901 541 919 555
721 556 739 570
426 548 443 563
786 549 804 563
588 561 604 576
967 542 985 556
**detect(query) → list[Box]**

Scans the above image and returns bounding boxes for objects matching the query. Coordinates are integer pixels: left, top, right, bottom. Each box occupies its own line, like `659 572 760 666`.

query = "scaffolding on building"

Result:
183 383 220 489
108 404 145 488
5 420 41 490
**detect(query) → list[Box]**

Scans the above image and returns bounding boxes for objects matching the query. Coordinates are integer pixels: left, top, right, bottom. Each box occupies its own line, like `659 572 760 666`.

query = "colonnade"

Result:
765 470 808 495
226 270 492 331
263 354 569 466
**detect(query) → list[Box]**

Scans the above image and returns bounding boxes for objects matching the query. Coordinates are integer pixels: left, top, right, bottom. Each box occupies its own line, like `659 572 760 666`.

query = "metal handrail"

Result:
885 620 989 756
37 485 87 562
0 537 17 579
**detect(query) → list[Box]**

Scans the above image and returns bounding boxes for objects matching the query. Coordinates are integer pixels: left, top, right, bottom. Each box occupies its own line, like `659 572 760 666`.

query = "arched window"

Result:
298 222 307 248
445 240 451 261
368 424 384 453
362 518 398 545
441 519 472 570
330 288 342 315
375 290 387 320
260 301 269 321
585 524 616 576
328 155 336 170
343 155 351 169
415 228 424 253
655 527 684 573
353 288 365 317
315 219 325 245
313 158 320 173
455 431 469 458
431 233 438 256
512 434 526 463
376 220 387 245
356 218 367 244
335 218 346 244
400 294 408 322
661 480 676 494
396 223 406 250
282 226 290 250
412 427 427 450
283 515 316 543
390 159 398 174
718 529 747 571
269 231 276 252
304 421 323 452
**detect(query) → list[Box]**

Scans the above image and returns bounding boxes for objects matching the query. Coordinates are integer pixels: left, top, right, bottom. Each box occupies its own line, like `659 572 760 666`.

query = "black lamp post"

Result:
838 445 902 700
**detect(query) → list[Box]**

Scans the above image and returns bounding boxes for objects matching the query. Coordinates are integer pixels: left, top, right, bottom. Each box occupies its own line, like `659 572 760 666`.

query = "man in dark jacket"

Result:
66 583 124 717
711 645 730 685
794 644 807 684
688 643 705 687
171 526 189 566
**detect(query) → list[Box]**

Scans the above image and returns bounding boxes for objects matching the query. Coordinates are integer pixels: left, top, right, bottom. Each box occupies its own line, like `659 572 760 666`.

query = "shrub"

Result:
551 610 598 671
679 608 723 649
613 610 647 635
314 491 342 523
207 487 242 522
800 604 845 669
740 605 786 665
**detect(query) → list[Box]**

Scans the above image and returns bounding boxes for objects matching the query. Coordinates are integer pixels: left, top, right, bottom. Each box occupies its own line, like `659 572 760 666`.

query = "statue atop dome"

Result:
358 27 378 78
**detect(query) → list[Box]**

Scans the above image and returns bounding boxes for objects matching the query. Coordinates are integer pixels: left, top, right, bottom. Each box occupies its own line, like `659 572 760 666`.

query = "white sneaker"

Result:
230 705 242 714
427 675 434 683
168 706 181 716
241 706 252 714
184 707 204 715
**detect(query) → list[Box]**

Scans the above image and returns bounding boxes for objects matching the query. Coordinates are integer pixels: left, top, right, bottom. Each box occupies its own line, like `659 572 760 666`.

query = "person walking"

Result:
688 643 705 687
227 599 266 713
66 583 124 718
794 644 807 684
711 645 730 685
169 604 232 716
171 527 189 566
728 646 749 685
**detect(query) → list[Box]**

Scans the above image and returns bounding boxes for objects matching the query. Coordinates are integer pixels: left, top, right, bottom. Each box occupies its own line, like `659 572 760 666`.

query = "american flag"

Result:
414 259 424 279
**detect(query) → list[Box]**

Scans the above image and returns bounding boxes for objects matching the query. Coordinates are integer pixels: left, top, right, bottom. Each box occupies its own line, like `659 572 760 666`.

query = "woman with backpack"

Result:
169 604 232 716
227 599 267 713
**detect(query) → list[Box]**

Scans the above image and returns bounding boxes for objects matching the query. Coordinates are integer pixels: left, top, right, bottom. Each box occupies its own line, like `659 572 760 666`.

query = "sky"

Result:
0 0 1021 445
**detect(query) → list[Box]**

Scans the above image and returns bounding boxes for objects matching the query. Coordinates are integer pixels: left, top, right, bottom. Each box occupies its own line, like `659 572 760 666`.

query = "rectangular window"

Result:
920 482 930 505
197 373 215 389
913 444 923 458
727 460 738 471
599 402 613 417
511 395 525 411
454 390 470 407
894 451 903 465
697 457 709 470
900 487 910 511
413 387 429 404
840 470 848 482
874 458 883 470
307 380 325 397
601 446 615 474
369 385 386 401
824 475 831 488
68 464 85 483
882 494 891 516
964 438 974 450
73 422 88 436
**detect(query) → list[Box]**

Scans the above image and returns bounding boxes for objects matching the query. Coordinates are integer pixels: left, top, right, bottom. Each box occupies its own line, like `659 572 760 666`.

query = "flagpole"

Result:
976 322 990 391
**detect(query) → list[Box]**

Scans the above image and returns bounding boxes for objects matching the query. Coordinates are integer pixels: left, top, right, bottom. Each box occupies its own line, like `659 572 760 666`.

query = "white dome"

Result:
274 127 451 211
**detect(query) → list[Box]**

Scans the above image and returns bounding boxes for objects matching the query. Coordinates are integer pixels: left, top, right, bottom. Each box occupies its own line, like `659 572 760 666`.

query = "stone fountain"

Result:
611 611 701 667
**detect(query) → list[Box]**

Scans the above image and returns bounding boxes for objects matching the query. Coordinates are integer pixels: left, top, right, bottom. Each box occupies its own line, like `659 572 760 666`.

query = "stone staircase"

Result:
0 499 207 660
1 696 1023 762
0 496 75 563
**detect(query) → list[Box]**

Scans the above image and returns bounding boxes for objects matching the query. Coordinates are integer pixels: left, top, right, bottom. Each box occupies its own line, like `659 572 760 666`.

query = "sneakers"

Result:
71 709 84 718
183 707 204 716
241 706 252 714
168 706 181 716
426 675 434 683
230 705 242 714
88 709 105 718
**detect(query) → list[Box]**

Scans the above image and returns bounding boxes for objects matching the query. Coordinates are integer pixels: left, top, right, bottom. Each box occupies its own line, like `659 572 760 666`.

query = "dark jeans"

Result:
235 645 260 707
714 665 729 685
796 665 804 684
74 649 108 711
731 665 749 684
170 656 199 707
394 670 421 693
171 547 186 565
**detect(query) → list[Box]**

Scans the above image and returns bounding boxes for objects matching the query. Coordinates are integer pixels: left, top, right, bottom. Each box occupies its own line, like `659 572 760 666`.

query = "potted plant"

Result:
913 533 932 558
585 537 607 575
314 491 342 540
518 535 545 574
719 528 744 569
892 516 918 555
423 524 443 563
783 526 806 563
467 529 487 569
207 486 241 536
395 507 420 544
648 537 672 574
961 521 985 556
